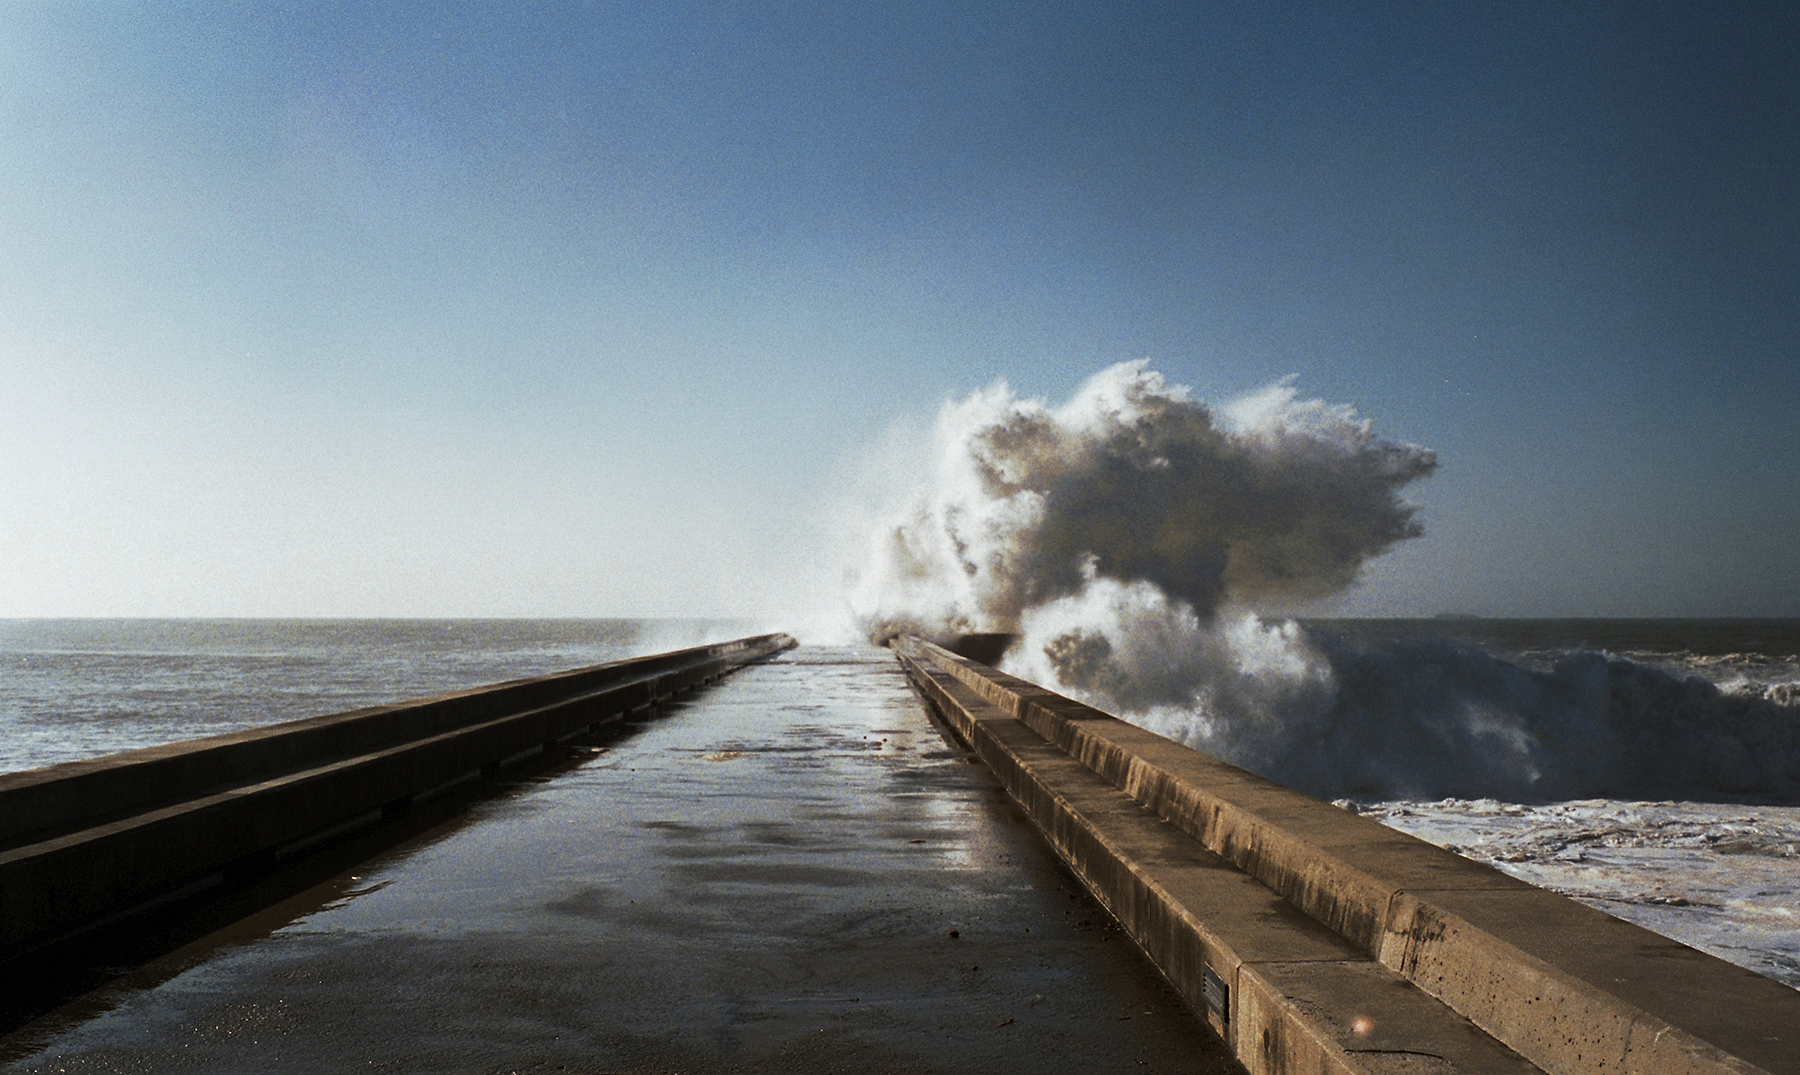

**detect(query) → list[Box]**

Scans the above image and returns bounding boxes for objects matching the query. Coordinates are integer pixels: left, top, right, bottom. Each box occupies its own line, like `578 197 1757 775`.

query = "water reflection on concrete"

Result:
4 648 1238 1074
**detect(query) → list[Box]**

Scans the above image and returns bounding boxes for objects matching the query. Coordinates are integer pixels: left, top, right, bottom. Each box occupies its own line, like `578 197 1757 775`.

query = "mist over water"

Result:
851 363 1800 804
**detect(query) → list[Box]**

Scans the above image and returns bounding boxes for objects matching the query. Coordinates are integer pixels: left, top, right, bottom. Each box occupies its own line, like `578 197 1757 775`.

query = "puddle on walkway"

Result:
2 647 1240 1074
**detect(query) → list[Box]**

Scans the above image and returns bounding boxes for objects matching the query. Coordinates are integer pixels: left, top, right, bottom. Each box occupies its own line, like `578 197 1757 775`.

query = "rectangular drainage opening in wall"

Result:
1203 965 1228 1023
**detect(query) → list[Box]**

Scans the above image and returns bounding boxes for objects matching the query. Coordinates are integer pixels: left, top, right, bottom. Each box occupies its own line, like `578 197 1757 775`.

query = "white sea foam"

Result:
1353 797 1800 987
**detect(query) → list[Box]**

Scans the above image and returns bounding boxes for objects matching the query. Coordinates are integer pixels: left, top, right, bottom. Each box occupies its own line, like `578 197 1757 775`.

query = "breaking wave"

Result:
851 362 1800 803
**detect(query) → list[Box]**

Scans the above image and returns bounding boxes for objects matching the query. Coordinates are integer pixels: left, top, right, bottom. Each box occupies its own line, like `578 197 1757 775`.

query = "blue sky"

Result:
2 2 1795 618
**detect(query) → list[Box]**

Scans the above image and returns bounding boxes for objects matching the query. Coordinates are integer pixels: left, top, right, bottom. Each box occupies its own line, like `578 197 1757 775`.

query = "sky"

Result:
2 1 1796 621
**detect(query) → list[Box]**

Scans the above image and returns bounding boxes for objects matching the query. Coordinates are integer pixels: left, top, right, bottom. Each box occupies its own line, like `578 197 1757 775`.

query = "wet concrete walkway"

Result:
2 647 1239 1074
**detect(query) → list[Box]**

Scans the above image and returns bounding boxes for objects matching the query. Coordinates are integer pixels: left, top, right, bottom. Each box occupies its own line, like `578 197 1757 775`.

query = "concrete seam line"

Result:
1233 962 1366 1075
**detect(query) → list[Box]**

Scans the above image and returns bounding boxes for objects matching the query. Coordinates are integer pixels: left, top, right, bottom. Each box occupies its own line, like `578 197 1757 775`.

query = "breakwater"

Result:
4 644 1239 1074
894 634 1798 1075
0 633 794 959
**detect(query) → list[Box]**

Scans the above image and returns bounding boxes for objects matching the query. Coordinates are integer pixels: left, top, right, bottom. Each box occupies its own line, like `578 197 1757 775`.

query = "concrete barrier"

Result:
0 633 795 957
893 635 1798 1075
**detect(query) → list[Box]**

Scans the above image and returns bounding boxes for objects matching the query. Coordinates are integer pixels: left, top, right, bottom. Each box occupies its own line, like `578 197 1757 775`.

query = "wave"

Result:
852 363 1800 804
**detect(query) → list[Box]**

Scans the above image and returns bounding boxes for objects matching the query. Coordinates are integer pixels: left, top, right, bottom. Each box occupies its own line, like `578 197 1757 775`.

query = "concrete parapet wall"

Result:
893 635 1797 1075
897 644 1539 1075
0 633 795 957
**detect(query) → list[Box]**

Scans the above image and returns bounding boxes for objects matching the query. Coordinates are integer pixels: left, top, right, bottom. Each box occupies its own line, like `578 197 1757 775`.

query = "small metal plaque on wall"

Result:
1202 965 1228 1022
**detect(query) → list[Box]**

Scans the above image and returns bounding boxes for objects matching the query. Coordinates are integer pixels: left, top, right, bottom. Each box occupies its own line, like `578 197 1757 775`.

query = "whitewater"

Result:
848 362 1800 989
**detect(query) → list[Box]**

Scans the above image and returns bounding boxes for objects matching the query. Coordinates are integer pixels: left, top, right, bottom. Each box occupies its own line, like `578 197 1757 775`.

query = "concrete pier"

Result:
1 647 1239 1074
0 634 794 959
10 636 1795 1074
894 635 1800 1075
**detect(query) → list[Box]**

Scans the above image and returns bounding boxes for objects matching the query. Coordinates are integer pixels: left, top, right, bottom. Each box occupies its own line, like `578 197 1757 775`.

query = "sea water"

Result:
1315 619 1800 989
0 618 750 773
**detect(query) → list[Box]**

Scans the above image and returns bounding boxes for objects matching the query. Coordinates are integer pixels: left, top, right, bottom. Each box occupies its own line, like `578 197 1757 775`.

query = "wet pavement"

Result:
1 647 1240 1074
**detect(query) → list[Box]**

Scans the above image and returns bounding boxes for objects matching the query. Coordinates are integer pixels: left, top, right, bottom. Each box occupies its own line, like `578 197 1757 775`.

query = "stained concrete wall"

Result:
894 635 1798 1075
0 633 794 958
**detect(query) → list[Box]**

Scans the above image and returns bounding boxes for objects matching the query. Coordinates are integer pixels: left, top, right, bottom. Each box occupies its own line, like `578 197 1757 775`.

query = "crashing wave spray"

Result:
853 361 1435 639
852 362 1800 804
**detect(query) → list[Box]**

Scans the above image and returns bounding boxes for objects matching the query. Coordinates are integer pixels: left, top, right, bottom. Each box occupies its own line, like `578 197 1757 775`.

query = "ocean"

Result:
0 618 752 773
2 617 1794 989
1308 618 1800 990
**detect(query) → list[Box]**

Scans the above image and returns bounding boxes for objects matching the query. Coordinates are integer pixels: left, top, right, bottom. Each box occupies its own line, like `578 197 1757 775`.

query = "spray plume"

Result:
852 363 1800 804
854 362 1435 640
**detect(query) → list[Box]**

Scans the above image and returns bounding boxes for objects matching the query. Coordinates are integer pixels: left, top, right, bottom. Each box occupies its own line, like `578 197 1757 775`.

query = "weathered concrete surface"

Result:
0 634 793 958
1 647 1241 1075
1238 961 1540 1075
897 644 1540 1075
1381 887 1800 1075
896 636 1800 1075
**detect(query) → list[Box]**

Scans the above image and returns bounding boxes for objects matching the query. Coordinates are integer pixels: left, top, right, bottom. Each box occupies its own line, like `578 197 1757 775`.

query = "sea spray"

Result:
852 363 1800 803
853 362 1435 637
